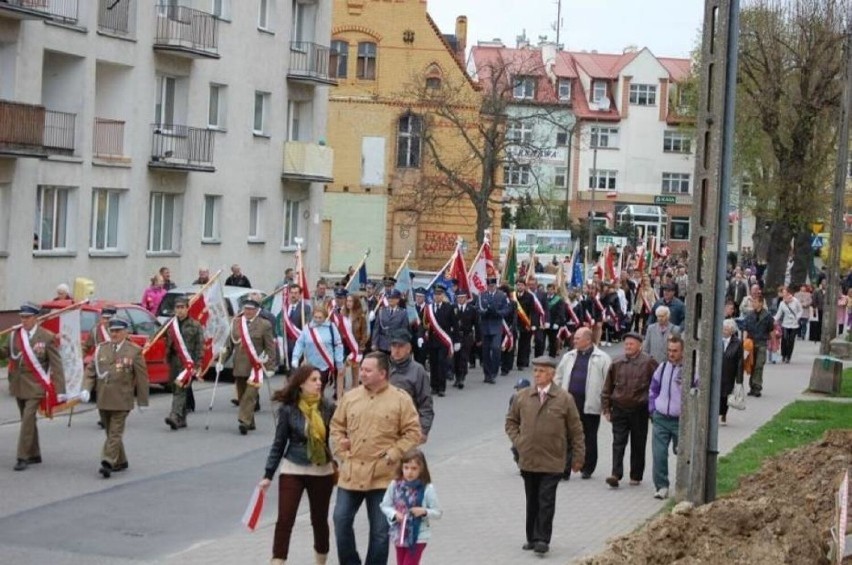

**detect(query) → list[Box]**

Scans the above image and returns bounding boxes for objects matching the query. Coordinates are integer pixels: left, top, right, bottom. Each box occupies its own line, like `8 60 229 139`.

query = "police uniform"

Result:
165 297 204 430
412 288 428 366
425 285 459 396
371 289 408 354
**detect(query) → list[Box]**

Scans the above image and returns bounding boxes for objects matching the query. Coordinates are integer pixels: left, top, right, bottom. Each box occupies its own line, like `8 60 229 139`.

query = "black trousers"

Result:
780 327 797 360
428 345 450 393
546 329 560 357
501 331 517 373
516 330 533 368
521 471 561 544
454 333 473 383
565 394 600 476
533 329 546 357
611 405 649 481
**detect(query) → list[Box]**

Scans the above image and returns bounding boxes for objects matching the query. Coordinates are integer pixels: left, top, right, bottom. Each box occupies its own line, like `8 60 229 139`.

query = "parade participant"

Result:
225 263 252 288
164 296 204 430
141 273 167 315
600 282 623 346
726 269 748 317
499 283 518 377
528 278 548 357
380 449 443 565
633 275 657 334
219 299 276 435
0 302 65 471
587 281 605 346
453 291 479 389
514 280 537 369
642 306 681 364
313 279 332 311
412 288 428 365
260 365 336 565
555 327 611 480
84 306 116 355
479 277 510 383
291 306 345 393
423 284 459 396
80 318 147 478
648 335 687 499
505 355 585 555
743 295 773 397
544 283 566 357
344 293 369 387
331 353 421 565
649 283 685 328
389 329 433 442
282 284 312 371
373 289 408 355
601 332 658 488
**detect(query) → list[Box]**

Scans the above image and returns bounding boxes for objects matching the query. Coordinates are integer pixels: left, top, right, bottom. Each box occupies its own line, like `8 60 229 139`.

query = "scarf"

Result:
391 479 426 548
297 393 328 466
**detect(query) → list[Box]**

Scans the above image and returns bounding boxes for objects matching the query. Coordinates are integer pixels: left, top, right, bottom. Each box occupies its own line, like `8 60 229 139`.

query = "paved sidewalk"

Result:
148 340 827 565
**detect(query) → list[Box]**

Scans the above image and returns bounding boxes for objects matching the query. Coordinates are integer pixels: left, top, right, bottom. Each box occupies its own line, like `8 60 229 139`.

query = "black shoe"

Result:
484 378 496 384
238 423 248 435
437 391 445 397
534 542 549 554
13 459 27 471
254 400 261 412
99 461 113 479
605 475 620 488
561 472 571 481
747 390 757 397
97 420 105 429
500 370 510 376
581 472 592 479
753 391 761 397
165 416 178 430
457 383 464 390
522 542 535 551
230 398 239 407
26 456 42 465
177 419 187 429
113 462 128 472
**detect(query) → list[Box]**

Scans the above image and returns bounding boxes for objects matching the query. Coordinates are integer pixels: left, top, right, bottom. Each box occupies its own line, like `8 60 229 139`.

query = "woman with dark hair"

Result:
259 364 336 565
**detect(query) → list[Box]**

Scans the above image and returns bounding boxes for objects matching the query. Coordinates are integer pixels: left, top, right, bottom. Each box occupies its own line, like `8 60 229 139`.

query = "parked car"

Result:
156 285 266 325
40 300 170 386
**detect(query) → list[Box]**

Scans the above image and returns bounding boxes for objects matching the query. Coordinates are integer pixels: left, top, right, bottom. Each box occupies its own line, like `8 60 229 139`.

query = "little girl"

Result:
380 449 442 565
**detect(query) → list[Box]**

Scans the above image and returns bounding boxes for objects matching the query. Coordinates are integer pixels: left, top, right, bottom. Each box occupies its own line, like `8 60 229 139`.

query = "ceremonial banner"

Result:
41 308 84 414
296 245 311 300
190 279 230 371
449 247 470 296
503 235 517 286
346 262 369 294
395 264 419 325
468 239 493 296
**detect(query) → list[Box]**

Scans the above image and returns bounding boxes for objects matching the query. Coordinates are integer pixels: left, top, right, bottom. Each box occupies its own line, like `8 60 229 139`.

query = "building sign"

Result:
654 195 677 205
596 235 628 248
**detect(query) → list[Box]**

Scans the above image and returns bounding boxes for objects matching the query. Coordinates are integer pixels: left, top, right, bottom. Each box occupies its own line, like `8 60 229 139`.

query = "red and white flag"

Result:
449 247 470 296
468 237 495 296
241 486 265 532
189 278 229 372
40 307 84 415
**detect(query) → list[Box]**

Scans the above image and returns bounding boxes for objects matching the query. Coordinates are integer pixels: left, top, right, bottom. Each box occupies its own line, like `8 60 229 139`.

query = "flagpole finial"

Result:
294 236 304 248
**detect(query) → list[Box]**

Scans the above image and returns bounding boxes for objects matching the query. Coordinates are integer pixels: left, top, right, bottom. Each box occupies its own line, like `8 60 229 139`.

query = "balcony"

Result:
149 124 215 172
281 141 334 183
0 100 76 157
153 5 219 59
97 0 131 35
287 42 338 86
0 0 78 23
93 118 127 161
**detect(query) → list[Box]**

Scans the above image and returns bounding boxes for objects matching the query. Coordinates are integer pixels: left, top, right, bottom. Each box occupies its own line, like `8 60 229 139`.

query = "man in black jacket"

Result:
545 284 567 357
515 280 538 369
743 295 774 397
454 291 479 389
389 329 433 442
424 284 459 396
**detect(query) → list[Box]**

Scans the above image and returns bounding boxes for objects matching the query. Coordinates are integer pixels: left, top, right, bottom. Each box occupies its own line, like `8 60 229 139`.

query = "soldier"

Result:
371 289 408 355
529 278 548 357
454 291 479 390
164 296 204 430
84 306 116 355
424 284 459 397
412 287 428 365
80 318 148 478
220 300 276 435
0 302 65 471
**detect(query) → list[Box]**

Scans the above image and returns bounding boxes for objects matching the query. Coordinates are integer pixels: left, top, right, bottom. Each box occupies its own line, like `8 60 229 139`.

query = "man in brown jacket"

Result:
0 302 65 471
81 318 148 478
506 355 585 555
330 352 421 565
601 331 658 488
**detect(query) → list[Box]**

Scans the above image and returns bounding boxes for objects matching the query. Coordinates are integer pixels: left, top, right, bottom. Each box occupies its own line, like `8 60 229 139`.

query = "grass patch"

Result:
842 368 852 398
716 400 852 496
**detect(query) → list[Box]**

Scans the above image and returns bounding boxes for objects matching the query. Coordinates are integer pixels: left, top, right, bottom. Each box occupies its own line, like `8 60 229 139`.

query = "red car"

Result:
41 300 170 386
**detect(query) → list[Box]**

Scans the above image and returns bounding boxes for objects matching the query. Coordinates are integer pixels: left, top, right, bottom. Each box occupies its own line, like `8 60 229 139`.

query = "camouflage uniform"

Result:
165 316 204 428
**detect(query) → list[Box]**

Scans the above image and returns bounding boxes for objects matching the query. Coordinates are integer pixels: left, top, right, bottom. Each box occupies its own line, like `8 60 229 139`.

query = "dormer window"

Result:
513 76 536 100
591 80 607 104
558 79 572 102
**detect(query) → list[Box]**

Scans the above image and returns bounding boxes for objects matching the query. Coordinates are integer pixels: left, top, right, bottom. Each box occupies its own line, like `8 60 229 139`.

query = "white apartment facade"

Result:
0 0 334 308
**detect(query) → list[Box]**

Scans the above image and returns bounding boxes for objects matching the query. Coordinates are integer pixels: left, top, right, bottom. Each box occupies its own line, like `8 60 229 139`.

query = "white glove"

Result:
453 343 461 352
57 393 67 403
417 338 424 348
215 362 224 373
543 323 551 329
531 326 537 331
79 389 91 403
368 311 376 323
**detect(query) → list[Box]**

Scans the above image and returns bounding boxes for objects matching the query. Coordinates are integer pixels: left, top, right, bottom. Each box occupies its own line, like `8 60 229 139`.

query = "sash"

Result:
332 311 361 363
98 324 109 344
501 320 514 351
594 294 605 313
18 329 57 416
584 302 594 325
308 326 336 372
425 304 453 355
566 301 581 327
557 325 572 342
607 306 621 331
283 306 303 341
530 292 546 320
238 316 264 386
167 318 195 387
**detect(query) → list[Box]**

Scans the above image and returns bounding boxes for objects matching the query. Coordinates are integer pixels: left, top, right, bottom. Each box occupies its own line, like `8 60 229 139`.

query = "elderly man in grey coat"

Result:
642 305 681 364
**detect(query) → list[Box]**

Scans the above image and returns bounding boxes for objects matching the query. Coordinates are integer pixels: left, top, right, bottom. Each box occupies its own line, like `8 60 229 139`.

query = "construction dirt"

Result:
579 429 852 565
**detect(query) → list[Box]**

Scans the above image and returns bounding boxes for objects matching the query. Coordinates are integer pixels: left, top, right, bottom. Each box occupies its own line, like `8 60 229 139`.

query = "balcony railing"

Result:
288 42 338 85
93 118 125 158
0 100 75 156
0 0 78 23
153 4 219 58
97 0 131 35
149 124 215 172
282 141 334 183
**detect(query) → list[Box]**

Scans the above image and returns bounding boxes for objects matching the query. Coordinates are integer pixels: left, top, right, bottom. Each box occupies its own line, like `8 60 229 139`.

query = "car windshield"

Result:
80 311 99 333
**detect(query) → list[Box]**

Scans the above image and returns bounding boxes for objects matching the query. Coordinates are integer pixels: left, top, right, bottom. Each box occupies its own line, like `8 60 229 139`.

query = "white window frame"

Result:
148 192 180 253
208 83 226 130
155 75 176 126
396 114 422 168
662 172 691 194
249 197 265 242
663 130 691 153
558 79 572 101
507 121 533 144
211 0 230 19
258 0 269 30
554 166 568 189
629 83 657 106
202 194 221 242
504 163 531 186
590 126 619 149
512 76 536 100
588 169 617 191
35 185 74 252
90 188 122 252
670 217 691 240
591 80 607 103
282 199 300 249
253 91 270 136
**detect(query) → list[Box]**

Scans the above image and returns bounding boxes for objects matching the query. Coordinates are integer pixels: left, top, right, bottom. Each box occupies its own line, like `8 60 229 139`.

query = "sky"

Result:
428 0 704 59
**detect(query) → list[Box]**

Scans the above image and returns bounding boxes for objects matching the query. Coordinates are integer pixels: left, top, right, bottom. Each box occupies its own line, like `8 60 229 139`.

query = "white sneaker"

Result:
654 488 669 499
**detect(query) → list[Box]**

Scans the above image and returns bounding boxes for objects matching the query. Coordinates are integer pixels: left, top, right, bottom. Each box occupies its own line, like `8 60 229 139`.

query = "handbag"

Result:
728 382 746 411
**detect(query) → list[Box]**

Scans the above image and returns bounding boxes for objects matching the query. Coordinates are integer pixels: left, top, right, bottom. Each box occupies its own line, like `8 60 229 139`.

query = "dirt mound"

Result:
580 430 852 565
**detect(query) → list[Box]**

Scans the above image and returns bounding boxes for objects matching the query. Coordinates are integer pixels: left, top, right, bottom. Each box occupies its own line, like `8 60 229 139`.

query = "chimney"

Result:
540 41 557 85
455 16 467 64
516 29 529 49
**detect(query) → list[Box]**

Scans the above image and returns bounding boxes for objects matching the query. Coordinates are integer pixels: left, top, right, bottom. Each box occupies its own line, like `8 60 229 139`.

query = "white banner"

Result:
57 309 84 396
203 280 230 356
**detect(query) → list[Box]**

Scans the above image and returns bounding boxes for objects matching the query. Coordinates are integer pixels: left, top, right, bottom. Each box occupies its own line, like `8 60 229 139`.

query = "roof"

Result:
425 13 478 91
570 51 639 79
658 57 692 81
470 46 560 104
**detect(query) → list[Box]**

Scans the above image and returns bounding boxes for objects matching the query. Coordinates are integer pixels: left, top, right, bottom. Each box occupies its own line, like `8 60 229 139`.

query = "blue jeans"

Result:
333 487 388 565
651 412 680 490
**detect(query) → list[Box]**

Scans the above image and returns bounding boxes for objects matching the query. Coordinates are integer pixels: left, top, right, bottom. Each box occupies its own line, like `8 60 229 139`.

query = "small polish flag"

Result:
241 486 265 531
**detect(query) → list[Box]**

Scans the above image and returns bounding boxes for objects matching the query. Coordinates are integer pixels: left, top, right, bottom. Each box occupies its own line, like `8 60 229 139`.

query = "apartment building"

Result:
0 0 334 308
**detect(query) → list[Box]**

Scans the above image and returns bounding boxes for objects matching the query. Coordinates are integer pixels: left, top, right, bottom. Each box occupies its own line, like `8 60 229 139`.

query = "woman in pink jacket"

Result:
141 274 167 315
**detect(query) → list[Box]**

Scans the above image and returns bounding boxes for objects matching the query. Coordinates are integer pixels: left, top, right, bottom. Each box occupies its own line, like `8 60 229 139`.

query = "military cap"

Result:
19 302 40 316
108 318 130 331
334 288 349 298
434 283 447 294
387 289 402 299
100 306 117 318
382 276 397 287
414 287 427 296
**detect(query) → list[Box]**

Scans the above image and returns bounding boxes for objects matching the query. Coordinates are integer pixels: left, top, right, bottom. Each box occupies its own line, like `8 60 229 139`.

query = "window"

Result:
670 217 690 240
396 114 422 168
591 80 607 103
629 83 657 106
590 126 619 148
35 185 73 251
558 79 572 101
258 0 269 29
331 40 348 78
556 129 569 146
292 1 307 42
211 0 229 19
662 172 691 194
148 192 180 253
155 75 176 125
202 195 221 241
208 84 226 129
287 100 312 142
554 167 568 189
357 42 377 80
90 189 121 251
507 121 533 144
283 199 300 248
512 76 536 100
588 169 617 190
253 91 270 135
663 130 691 153
249 197 265 240
0 183 10 253
426 76 441 89
504 163 531 186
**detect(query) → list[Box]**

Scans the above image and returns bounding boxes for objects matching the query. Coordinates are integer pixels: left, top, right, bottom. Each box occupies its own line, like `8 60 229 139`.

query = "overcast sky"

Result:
428 0 704 59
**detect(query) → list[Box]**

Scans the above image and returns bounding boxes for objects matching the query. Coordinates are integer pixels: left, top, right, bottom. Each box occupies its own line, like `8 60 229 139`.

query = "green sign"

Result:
654 195 677 205
596 235 628 248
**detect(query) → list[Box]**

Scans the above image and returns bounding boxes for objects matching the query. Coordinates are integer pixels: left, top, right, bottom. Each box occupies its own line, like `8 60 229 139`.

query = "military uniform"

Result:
371 296 408 353
0 305 65 471
454 296 479 388
82 332 148 477
425 293 459 396
165 315 204 429
223 307 275 435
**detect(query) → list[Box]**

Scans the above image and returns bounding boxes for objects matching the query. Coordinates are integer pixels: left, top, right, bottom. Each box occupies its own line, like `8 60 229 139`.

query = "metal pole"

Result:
587 132 598 267
821 14 852 356
737 183 744 264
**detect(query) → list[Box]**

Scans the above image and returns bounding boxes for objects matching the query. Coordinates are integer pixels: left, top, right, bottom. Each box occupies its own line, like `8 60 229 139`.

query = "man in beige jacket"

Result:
330 352 421 565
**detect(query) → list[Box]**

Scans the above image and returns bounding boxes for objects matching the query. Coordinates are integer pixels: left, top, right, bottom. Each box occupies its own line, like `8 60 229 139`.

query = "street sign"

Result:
596 235 628 248
654 195 677 205
812 235 824 249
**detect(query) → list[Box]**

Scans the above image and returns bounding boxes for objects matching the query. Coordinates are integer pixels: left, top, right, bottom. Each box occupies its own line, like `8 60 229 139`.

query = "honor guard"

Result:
371 288 408 354
84 306 116 354
424 284 459 396
282 284 312 373
412 287 428 365
478 278 511 383
164 296 204 430
500 284 518 376
453 291 479 389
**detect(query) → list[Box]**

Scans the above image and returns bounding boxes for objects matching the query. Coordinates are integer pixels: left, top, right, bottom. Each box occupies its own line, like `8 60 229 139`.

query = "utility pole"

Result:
587 125 598 268
676 0 740 505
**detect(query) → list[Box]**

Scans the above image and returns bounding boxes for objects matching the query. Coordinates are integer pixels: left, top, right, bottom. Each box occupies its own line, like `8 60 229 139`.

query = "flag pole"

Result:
295 237 307 328
350 248 371 281
372 250 412 315
0 299 89 337
426 242 459 290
